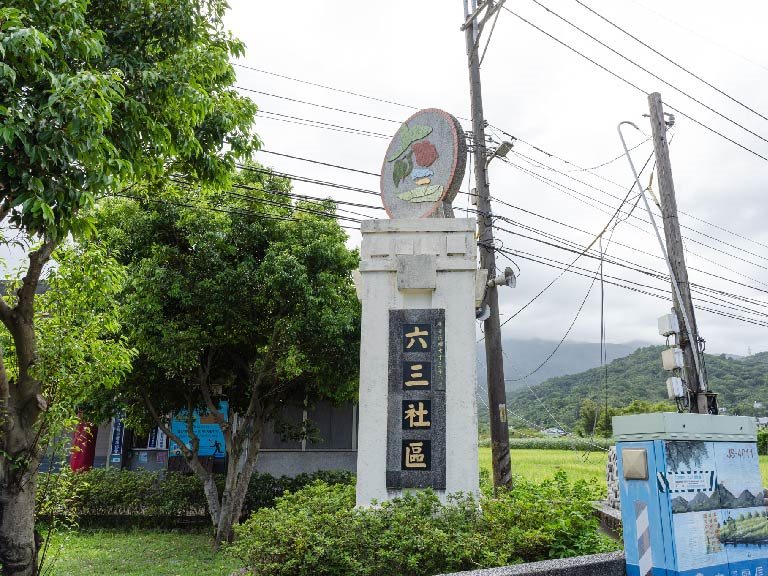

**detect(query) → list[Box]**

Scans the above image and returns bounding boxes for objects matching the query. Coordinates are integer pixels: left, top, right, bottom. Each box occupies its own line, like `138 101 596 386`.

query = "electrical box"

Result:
666 376 685 400
614 413 768 576
658 313 680 337
662 347 685 370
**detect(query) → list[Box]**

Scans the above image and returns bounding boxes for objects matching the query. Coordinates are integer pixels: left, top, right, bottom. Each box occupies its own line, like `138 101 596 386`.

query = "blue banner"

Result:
169 401 228 458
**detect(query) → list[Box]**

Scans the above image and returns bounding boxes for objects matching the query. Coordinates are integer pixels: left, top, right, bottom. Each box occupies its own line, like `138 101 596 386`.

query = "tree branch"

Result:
199 352 226 429
184 393 200 456
143 396 196 464
199 359 231 452
143 395 221 524
244 323 282 420
18 236 58 321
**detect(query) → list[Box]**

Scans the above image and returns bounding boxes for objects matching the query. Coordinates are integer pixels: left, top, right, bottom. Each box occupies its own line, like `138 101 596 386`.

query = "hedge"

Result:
36 468 354 528
228 473 619 576
494 437 613 452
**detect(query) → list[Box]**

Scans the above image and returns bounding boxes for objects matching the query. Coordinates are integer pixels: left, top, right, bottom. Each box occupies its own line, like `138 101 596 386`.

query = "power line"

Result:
231 182 383 215
253 112 386 139
499 4 768 163
257 109 391 139
489 217 768 319
507 151 768 270
105 192 360 231
238 86 401 124
258 150 382 178
501 156 768 288
240 77 768 256
234 164 382 197
233 63 419 111
493 125 768 252
226 190 363 224
571 0 768 123
528 0 768 146
489 195 768 299
237 77 768 280
168 175 372 224
237 72 661 183
467 203 768 323
492 244 768 328
506 264 600 382
572 139 651 172
625 0 768 75
236 67 768 254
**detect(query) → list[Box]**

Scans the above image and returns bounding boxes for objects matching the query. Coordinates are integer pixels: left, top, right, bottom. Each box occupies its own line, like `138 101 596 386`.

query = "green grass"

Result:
44 449 768 575
45 529 240 576
478 447 768 492
479 447 608 487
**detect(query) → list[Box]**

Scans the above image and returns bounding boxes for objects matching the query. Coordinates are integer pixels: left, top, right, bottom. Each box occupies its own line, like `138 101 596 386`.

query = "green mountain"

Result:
477 338 645 392
505 346 768 431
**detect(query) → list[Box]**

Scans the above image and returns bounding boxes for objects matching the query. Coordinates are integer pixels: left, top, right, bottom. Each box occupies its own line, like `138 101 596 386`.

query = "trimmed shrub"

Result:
228 472 619 576
506 437 612 451
35 468 354 528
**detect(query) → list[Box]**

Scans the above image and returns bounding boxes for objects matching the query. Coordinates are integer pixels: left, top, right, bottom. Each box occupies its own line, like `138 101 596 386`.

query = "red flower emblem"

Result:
412 140 438 167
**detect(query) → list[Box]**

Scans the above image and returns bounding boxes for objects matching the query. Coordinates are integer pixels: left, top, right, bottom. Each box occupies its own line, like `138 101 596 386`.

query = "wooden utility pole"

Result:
462 0 512 487
648 92 711 414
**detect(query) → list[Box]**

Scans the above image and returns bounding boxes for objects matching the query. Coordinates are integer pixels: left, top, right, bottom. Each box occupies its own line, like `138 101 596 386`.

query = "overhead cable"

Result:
499 4 768 163
571 0 768 123
529 0 768 145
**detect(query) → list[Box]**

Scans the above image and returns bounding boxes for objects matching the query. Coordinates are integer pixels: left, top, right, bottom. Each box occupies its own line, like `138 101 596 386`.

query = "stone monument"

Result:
354 109 480 506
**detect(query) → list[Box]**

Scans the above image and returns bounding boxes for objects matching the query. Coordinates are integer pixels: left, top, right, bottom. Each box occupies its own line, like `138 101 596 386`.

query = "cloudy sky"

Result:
225 0 768 357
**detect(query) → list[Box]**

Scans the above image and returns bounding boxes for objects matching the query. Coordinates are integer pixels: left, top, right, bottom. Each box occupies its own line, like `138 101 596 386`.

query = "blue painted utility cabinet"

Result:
614 413 768 576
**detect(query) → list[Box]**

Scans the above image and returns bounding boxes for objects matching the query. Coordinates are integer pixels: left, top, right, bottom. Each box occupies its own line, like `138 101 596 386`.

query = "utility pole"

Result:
462 0 512 487
647 92 713 414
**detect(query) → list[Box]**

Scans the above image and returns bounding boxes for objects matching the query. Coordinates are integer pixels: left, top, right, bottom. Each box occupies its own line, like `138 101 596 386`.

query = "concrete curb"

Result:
436 551 626 576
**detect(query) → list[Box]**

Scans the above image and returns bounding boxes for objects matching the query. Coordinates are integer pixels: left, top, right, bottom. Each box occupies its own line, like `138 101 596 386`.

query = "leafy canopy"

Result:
96 170 361 428
0 0 258 241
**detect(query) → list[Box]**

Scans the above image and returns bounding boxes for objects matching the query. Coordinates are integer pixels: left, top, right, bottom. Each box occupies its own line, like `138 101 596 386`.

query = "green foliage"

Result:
95 171 361 429
505 437 612 451
0 0 258 240
575 398 673 438
0 242 135 436
229 474 618 576
36 468 354 528
758 430 768 456
509 346 768 430
35 468 84 530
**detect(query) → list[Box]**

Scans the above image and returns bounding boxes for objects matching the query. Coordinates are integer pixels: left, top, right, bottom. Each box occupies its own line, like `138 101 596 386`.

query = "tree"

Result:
1 242 134 571
0 1 257 572
96 172 361 547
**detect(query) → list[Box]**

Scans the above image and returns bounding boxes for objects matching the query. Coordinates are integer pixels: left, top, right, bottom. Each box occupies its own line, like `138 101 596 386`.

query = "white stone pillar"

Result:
354 218 479 506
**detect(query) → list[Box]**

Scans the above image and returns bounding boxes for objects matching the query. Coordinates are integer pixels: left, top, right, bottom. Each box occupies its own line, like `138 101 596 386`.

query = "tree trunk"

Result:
0 372 43 576
0 468 38 576
0 239 56 576
213 419 262 548
200 472 221 528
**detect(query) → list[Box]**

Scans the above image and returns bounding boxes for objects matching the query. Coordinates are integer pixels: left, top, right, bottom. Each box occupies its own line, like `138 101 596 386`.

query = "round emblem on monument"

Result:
380 108 467 219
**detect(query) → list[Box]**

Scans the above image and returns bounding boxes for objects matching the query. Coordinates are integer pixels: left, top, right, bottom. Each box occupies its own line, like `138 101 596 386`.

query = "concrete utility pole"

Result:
462 0 512 487
647 92 713 414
